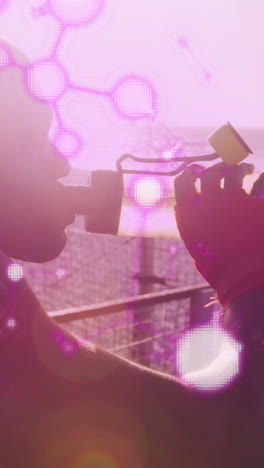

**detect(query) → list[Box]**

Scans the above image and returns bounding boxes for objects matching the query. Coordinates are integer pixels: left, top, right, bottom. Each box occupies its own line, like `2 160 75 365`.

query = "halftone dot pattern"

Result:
162 140 184 161
7 264 24 282
162 148 175 160
0 6 162 170
51 327 79 356
50 0 105 26
0 45 9 69
134 177 162 207
54 131 81 159
6 317 16 329
112 75 156 121
27 61 67 102
176 326 242 392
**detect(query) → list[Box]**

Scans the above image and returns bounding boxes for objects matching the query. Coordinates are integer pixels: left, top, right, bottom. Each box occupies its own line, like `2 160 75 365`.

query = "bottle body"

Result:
62 171 123 235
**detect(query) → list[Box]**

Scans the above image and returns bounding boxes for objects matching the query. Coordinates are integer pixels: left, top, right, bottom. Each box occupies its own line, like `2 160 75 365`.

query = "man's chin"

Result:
8 230 67 263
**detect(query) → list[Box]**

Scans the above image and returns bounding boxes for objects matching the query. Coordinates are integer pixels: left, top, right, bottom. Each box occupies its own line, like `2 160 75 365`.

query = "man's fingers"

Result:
250 172 264 198
200 162 228 192
174 164 203 204
200 162 254 193
175 162 255 204
223 163 254 190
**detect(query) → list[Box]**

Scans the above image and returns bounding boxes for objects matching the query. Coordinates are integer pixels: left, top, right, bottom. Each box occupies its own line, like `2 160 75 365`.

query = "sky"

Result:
0 0 263 171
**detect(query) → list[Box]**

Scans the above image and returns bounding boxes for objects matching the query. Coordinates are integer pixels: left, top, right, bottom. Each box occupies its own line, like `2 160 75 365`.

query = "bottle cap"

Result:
208 121 253 166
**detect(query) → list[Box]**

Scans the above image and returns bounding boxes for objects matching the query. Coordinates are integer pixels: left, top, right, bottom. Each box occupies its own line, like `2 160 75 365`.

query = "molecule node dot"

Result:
7 264 23 282
50 0 105 26
27 61 67 102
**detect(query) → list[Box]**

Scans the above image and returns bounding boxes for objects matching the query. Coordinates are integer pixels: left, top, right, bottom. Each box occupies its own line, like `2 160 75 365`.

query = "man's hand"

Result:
174 162 264 308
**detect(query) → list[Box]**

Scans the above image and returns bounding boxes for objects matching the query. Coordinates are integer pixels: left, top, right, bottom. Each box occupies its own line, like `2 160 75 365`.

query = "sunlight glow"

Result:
134 178 162 207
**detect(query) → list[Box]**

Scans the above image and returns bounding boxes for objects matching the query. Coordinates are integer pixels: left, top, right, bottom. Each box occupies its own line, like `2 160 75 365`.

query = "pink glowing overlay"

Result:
112 74 157 120
0 0 8 13
49 0 105 26
27 60 68 102
0 0 262 387
0 44 9 68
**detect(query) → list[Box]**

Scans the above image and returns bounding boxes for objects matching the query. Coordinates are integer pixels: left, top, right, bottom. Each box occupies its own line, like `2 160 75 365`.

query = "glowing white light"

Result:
134 178 162 207
163 149 174 160
7 264 23 282
56 268 65 279
6 318 16 329
177 326 242 391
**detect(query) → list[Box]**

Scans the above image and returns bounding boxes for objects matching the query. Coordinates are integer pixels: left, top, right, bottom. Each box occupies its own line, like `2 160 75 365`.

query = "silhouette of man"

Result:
0 39 264 468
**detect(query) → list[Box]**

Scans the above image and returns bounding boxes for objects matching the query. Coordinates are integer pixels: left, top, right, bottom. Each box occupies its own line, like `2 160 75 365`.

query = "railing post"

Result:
132 237 154 366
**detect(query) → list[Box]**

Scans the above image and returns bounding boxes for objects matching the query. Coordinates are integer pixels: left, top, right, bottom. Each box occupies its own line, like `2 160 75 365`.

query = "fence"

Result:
52 283 216 376
16 229 219 376
13 227 221 374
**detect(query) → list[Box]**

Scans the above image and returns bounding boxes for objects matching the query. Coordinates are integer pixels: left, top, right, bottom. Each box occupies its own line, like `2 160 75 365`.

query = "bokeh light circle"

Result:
50 0 105 26
134 177 162 207
177 327 242 392
56 268 65 279
7 264 23 281
6 318 17 329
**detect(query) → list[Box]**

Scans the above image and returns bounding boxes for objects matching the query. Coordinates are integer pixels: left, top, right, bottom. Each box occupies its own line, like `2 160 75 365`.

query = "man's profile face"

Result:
0 42 73 263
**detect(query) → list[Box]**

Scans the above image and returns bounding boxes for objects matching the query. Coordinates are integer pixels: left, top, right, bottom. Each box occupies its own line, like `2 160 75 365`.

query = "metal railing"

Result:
50 283 215 375
50 283 211 323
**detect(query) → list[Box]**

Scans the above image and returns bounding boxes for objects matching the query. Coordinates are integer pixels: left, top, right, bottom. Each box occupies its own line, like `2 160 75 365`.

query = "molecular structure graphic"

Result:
175 34 214 83
0 1 216 210
0 0 157 164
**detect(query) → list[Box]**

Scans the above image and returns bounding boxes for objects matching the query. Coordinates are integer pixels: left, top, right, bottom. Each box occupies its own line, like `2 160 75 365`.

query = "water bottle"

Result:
60 122 253 236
